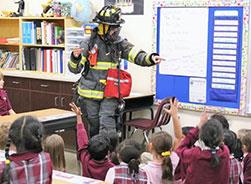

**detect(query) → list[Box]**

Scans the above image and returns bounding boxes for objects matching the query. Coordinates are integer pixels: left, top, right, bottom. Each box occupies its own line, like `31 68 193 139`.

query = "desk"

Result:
52 170 103 184
0 108 76 133
123 93 154 118
0 93 154 137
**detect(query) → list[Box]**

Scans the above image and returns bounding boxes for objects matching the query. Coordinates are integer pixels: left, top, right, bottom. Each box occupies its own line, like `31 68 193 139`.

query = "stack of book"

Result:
22 47 65 73
0 50 19 69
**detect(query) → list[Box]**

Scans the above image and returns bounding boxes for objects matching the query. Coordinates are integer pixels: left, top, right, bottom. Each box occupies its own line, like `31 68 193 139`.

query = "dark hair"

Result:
1 115 44 183
88 134 110 160
182 126 194 136
100 131 119 153
223 130 237 154
100 131 119 165
199 119 224 168
211 113 229 129
223 130 243 161
150 131 173 182
241 132 251 152
117 139 142 179
234 138 244 161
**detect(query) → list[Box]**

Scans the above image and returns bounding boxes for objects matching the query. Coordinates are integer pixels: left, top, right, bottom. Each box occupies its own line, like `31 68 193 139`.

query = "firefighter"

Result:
68 5 164 137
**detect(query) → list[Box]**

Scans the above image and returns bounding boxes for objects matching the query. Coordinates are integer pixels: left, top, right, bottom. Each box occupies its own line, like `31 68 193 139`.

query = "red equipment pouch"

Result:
104 69 132 98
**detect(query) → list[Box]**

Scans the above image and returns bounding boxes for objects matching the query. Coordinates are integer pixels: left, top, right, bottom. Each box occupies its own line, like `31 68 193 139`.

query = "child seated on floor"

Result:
142 131 179 184
44 134 66 172
70 102 114 181
105 139 148 184
0 115 52 183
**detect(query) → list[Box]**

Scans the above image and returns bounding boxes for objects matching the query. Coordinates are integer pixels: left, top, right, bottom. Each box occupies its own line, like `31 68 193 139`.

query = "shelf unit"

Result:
0 16 79 73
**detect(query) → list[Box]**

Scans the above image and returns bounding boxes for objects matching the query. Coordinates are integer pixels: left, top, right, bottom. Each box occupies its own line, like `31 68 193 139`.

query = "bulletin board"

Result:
153 0 250 115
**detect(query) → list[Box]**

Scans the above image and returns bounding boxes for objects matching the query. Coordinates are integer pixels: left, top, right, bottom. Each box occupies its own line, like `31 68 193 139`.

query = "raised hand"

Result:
198 111 209 129
69 102 82 116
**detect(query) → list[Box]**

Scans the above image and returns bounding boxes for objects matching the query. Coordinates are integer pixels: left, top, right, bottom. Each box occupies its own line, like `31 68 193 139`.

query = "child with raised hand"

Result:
0 115 52 183
105 139 148 184
176 113 230 184
142 131 178 184
44 134 66 172
223 130 242 184
0 71 15 116
69 102 114 180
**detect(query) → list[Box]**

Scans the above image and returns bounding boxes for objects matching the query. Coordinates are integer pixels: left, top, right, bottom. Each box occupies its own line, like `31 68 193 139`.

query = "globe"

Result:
71 0 93 23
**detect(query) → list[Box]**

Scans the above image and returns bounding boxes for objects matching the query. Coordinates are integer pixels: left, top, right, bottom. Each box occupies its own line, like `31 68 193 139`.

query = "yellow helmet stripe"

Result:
100 10 105 16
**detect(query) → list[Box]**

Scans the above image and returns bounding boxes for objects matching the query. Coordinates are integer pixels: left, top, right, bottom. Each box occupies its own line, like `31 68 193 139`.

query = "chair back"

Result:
153 97 172 127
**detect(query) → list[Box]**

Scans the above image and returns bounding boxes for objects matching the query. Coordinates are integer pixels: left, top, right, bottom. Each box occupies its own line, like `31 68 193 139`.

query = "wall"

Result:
0 0 251 132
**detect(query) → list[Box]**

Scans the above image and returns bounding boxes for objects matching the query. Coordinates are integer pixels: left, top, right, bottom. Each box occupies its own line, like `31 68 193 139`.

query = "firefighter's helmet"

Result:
93 5 125 26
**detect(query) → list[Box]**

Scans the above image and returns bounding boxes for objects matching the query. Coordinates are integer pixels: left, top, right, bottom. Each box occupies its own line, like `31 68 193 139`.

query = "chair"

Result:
125 97 172 143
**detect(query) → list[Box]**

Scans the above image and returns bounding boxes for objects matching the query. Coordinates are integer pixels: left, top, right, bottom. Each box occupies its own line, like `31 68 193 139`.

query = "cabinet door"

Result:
60 82 75 110
30 92 59 111
6 88 30 113
59 95 73 110
5 77 30 113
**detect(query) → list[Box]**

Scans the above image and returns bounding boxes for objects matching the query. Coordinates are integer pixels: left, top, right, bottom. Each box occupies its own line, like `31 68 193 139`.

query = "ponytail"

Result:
128 158 140 176
1 138 12 184
210 148 220 168
161 152 173 183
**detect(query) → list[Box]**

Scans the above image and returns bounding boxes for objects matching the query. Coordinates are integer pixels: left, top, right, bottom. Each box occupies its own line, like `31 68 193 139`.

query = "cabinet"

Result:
5 76 74 112
0 17 79 73
4 77 30 113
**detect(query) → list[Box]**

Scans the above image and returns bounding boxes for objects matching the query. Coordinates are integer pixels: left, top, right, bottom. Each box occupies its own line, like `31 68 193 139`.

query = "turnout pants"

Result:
80 97 118 137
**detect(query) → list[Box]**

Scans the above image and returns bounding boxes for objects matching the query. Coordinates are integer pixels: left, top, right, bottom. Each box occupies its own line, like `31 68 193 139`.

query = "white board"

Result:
159 7 208 77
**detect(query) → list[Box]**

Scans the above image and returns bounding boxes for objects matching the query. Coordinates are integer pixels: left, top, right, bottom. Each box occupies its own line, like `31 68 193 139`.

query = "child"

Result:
0 115 52 183
70 102 114 180
142 131 179 184
0 71 15 116
240 131 251 183
105 139 148 184
44 134 66 172
223 130 242 184
176 114 230 184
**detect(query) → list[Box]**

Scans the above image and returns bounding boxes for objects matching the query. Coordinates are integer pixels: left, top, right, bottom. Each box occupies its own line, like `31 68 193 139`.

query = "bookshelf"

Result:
0 16 80 74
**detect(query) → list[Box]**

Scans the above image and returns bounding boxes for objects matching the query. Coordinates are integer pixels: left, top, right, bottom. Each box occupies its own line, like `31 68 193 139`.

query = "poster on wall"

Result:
104 0 144 15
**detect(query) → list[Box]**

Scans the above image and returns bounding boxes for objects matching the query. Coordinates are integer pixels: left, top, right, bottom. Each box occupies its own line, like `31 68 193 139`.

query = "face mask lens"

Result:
108 26 121 41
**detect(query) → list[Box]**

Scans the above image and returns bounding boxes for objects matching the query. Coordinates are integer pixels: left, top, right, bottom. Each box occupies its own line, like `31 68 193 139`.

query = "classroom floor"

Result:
65 151 80 175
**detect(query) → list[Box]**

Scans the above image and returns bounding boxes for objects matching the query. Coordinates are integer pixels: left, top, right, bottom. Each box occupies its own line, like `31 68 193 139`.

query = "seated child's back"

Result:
0 115 52 183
